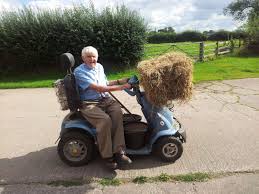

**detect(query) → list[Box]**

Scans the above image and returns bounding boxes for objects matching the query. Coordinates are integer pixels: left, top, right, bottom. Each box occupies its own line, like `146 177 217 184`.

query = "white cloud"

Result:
0 0 241 32
0 1 10 12
0 0 22 12
27 0 73 10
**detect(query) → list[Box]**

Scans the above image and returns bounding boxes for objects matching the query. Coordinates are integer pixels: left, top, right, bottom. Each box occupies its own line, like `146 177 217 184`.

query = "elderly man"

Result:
74 46 132 169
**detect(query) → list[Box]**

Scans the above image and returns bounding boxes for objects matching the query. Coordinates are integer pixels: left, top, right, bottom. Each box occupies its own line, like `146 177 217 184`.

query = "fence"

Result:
171 39 243 62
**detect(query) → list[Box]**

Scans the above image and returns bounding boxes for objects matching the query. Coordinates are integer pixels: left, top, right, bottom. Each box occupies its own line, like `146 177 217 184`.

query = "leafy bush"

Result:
147 32 176 43
0 5 146 74
247 15 259 45
207 30 232 41
146 30 205 43
176 31 206 42
231 29 248 39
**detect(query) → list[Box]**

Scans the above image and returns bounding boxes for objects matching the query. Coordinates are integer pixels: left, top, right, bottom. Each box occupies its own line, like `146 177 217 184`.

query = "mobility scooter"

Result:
55 53 186 167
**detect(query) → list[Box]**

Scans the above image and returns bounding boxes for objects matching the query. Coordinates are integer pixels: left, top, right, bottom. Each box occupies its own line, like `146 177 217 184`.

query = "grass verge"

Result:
132 172 212 184
38 171 258 188
0 55 258 89
46 172 212 187
98 178 122 186
194 55 259 83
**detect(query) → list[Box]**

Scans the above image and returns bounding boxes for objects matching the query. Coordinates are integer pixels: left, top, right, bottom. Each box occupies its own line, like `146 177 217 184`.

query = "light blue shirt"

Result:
74 63 109 101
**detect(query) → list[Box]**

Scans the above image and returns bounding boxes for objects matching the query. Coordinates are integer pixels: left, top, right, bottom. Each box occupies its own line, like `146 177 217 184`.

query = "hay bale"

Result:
137 52 193 106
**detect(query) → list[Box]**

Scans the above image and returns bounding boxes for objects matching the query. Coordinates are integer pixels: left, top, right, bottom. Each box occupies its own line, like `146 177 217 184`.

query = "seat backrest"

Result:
63 73 81 111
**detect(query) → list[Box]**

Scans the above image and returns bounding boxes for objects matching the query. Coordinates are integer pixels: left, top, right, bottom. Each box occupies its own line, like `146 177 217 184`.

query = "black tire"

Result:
154 136 183 162
58 131 94 167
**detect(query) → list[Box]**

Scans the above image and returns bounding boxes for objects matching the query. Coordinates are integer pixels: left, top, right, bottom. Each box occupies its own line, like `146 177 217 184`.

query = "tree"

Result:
246 16 259 45
158 27 175 33
224 0 259 46
224 0 259 20
207 30 232 41
203 30 215 38
176 30 206 42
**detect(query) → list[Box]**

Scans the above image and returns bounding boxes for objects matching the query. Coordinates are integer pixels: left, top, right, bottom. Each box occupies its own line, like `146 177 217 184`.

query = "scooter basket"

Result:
54 79 69 110
123 114 142 123
124 122 147 150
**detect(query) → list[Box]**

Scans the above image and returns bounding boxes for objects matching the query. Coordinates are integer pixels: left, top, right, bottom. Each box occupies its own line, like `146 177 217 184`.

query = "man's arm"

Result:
89 83 131 92
108 78 130 86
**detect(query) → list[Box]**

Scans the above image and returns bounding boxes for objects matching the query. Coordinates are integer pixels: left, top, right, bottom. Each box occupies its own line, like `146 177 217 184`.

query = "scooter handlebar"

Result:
124 75 139 96
127 75 139 86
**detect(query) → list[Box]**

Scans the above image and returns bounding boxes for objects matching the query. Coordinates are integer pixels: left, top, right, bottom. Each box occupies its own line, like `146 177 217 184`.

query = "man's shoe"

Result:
105 157 118 170
115 151 132 165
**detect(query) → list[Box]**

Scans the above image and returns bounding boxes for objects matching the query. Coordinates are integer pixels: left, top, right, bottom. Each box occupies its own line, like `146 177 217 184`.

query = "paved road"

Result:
0 78 259 193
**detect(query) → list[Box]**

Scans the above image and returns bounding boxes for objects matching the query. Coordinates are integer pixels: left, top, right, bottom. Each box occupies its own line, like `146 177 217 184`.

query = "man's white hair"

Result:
81 46 98 58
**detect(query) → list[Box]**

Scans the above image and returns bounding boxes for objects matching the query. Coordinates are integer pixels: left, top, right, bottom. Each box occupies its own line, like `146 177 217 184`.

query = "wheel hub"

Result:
64 140 87 161
162 143 178 158
69 144 81 157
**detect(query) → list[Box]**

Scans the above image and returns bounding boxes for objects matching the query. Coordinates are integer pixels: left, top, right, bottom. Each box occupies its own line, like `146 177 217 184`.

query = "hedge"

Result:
0 5 147 74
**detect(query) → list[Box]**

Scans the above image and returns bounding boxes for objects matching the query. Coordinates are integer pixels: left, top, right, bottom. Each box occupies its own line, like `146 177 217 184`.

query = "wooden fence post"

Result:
199 42 204 62
215 41 219 57
230 39 234 53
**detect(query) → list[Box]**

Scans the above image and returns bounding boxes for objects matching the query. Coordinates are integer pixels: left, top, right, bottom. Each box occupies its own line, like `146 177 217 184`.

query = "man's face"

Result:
83 52 98 68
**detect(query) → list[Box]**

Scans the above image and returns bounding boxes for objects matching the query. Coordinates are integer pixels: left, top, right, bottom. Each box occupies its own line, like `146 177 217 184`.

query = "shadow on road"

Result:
0 146 171 185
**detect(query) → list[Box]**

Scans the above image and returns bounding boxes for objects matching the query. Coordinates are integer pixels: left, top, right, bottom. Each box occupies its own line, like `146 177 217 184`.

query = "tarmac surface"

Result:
0 78 259 193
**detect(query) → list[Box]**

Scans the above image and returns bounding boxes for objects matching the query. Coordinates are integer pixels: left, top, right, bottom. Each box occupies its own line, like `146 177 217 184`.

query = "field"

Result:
194 56 259 82
0 42 258 88
144 42 207 60
144 40 241 60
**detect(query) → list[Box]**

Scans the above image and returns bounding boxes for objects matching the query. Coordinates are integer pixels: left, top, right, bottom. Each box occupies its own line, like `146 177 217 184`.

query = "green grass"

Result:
143 41 226 60
132 176 149 184
194 56 259 83
107 68 138 81
132 172 212 184
173 172 211 182
40 171 255 187
153 173 172 182
0 71 63 89
144 42 200 60
98 178 122 186
0 42 258 89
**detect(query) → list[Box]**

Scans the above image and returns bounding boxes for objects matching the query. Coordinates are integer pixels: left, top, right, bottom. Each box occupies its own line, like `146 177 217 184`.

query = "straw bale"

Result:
137 52 193 106
53 79 69 110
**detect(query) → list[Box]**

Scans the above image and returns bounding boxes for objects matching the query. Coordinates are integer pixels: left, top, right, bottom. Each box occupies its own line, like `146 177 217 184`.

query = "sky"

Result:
0 0 241 32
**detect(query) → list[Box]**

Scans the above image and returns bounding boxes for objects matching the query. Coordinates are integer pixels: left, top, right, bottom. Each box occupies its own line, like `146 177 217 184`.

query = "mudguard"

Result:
150 128 178 146
60 119 97 140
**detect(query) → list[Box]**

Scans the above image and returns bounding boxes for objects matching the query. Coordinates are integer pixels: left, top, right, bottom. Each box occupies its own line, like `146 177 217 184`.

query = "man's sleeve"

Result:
105 74 109 85
74 70 93 91
100 64 109 85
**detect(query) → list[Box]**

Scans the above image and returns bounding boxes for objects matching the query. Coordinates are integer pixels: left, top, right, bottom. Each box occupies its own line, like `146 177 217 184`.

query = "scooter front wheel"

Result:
154 136 183 162
58 131 94 167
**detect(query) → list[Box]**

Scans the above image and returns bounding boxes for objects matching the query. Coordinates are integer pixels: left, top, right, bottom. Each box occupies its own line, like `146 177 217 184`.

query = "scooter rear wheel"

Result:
58 131 94 166
155 136 183 162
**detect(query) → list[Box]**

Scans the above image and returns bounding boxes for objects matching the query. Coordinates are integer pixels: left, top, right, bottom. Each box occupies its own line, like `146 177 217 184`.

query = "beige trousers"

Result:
80 98 125 158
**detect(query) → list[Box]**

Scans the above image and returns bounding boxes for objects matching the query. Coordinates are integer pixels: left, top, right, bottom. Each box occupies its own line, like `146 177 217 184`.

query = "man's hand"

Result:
120 78 130 84
121 83 132 90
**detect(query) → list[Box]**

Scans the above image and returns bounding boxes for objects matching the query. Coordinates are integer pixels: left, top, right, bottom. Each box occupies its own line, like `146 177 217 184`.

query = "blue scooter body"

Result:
60 75 186 155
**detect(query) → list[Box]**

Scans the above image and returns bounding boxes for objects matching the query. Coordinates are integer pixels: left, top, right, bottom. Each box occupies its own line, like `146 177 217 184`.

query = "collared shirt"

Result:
74 63 110 101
